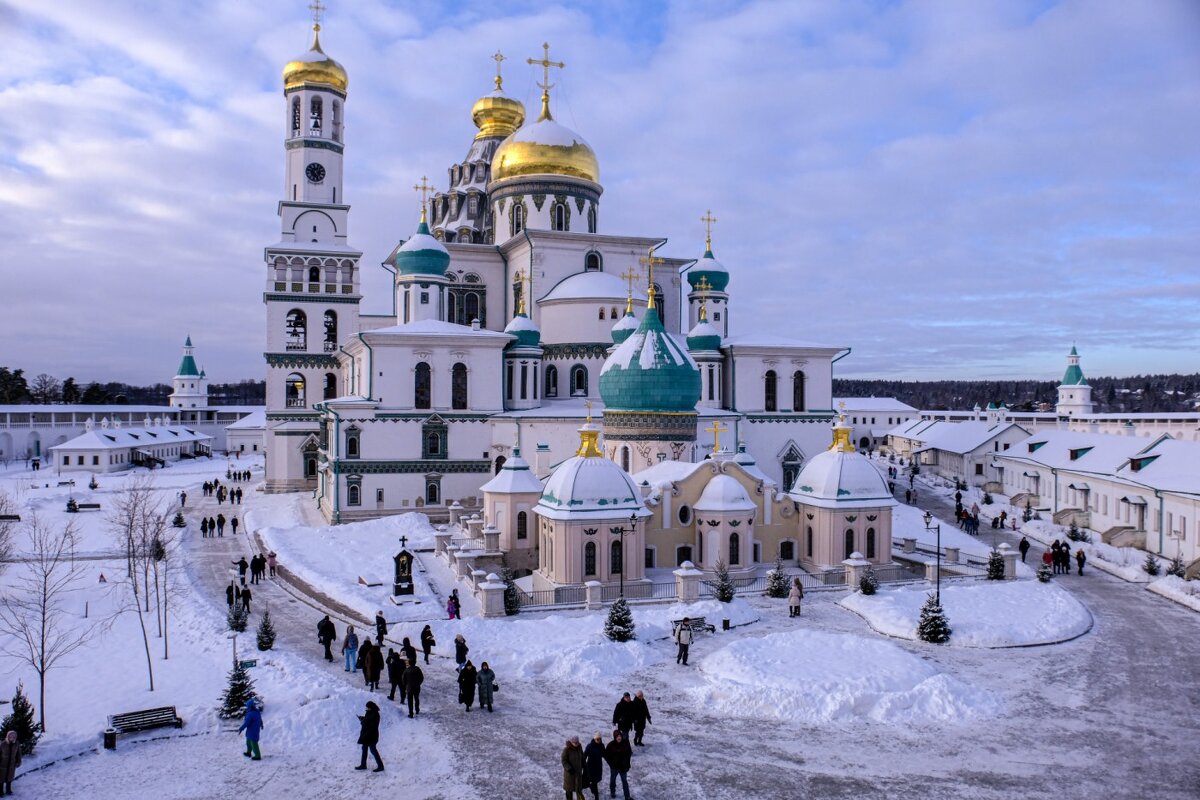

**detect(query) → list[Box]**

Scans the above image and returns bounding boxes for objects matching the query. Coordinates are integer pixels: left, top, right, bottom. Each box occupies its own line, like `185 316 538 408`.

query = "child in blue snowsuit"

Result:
238 698 264 760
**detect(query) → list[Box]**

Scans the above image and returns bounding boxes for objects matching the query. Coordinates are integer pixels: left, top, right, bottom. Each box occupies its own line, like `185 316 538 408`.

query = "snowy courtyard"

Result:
1 458 1198 799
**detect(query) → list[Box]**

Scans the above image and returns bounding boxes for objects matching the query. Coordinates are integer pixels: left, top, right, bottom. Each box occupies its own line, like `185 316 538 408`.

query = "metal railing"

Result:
515 585 586 609
599 581 676 602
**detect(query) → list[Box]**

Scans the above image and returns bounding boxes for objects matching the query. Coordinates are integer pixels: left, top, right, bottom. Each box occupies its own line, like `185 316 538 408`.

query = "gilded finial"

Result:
514 268 533 315
695 275 712 322
309 0 326 32
638 248 666 311
492 50 506 92
413 176 434 223
585 399 593 424
527 42 565 122
700 210 717 252
619 266 642 314
829 401 855 452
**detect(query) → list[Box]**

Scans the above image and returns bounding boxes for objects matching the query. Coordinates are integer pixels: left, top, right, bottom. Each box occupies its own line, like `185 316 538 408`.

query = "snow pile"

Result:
692 629 1000 723
840 580 1092 647
1148 575 1200 613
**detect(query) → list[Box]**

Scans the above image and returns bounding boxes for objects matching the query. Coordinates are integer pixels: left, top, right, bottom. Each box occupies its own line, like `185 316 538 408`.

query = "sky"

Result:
1 0 1198 386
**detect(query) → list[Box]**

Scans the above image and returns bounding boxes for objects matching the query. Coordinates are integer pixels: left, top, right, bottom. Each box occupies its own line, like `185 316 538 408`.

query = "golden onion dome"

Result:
283 26 348 93
491 92 599 184
472 76 526 140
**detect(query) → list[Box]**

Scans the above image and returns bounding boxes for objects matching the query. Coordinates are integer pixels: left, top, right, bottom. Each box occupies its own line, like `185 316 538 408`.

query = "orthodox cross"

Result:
308 0 326 29
513 268 533 314
705 419 728 452
619 266 642 311
695 275 712 321
528 42 565 119
638 250 666 308
492 50 506 91
700 209 717 250
413 175 434 221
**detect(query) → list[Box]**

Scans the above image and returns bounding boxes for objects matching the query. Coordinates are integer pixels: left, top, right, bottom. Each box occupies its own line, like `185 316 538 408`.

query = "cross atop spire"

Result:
492 50 506 92
700 209 717 252
695 275 712 321
308 0 326 31
413 176 434 223
513 268 533 315
704 419 728 453
638 249 666 310
527 42 565 121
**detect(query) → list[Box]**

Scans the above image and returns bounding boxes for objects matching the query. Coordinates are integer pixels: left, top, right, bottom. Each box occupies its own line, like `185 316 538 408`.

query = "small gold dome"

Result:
283 27 348 93
471 84 525 140
491 94 599 184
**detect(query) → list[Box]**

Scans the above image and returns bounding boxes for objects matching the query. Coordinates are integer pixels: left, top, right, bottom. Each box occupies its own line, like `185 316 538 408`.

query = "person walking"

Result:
458 659 478 712
1050 540 1063 574
367 641 385 691
179 490 187 508
401 637 417 669
217 513 226 536
386 649 404 702
231 517 239 536
317 615 336 662
582 733 605 800
420 625 435 664
342 625 359 673
561 736 586 800
630 690 651 746
201 517 209 538
237 698 263 761
267 551 277 578
355 701 384 772
248 555 260 585
454 633 469 671
675 618 693 665
604 729 633 800
0 730 21 796
403 660 424 718
1062 541 1072 574
1018 536 1030 563
209 516 218 537
476 661 496 713
611 693 635 740
374 611 387 646
240 585 252 614
225 581 236 609
233 557 249 586
788 578 803 618
1075 548 1087 575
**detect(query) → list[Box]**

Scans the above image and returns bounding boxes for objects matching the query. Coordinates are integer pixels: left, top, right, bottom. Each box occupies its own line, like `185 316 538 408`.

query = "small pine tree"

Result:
88 475 98 490
713 558 735 603
1143 553 1161 576
982 491 994 505
501 567 520 616
1 682 42 755
916 593 951 644
603 597 636 642
256 609 276 651
1037 563 1053 583
859 567 879 595
765 556 789 598
987 549 1006 580
228 603 248 632
1166 554 1186 579
1022 500 1033 523
217 660 256 719
66 497 78 513
172 511 186 528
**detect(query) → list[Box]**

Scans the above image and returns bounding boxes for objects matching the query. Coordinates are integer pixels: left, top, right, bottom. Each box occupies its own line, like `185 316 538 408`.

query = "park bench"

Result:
358 574 384 588
108 706 184 735
56 480 75 487
76 503 101 511
671 617 716 636
0 514 19 522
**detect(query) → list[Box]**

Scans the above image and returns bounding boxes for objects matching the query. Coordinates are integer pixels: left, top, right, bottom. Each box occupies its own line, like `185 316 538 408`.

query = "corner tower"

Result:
168 337 209 409
1056 345 1094 416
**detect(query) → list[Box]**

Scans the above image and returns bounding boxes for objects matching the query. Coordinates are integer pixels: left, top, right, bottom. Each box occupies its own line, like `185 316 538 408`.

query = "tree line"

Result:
0 367 265 406
833 374 1200 413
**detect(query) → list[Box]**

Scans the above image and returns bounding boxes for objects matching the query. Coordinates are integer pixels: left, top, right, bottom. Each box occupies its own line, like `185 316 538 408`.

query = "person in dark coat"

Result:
209 516 218 537
561 736 585 800
401 637 417 668
355 701 384 772
0 730 21 796
1061 541 1072 574
201 517 209 537
233 557 249 585
217 513 226 535
240 585 252 613
420 625 435 664
611 692 635 739
458 660 478 711
1050 540 1063 574
374 611 387 646
231 516 239 536
402 661 424 718
582 733 605 800
360 640 384 690
604 729 633 800
1076 548 1087 575
454 633 469 671
386 649 405 702
225 582 236 608
237 699 263 760
1018 536 1030 563
630 690 652 746
317 615 336 661
476 661 496 713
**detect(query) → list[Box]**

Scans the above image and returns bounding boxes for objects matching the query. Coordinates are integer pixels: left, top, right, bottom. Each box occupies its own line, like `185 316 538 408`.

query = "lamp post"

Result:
923 510 941 603
616 512 638 598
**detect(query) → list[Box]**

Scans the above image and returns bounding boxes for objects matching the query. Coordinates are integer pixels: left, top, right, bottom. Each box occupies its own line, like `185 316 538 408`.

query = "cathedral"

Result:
262 15 890 581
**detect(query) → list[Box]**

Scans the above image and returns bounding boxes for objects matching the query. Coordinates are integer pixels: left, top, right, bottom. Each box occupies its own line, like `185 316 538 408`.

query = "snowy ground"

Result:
3 459 1200 798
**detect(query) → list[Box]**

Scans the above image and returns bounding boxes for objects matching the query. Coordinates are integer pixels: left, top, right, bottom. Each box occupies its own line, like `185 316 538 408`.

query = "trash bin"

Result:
722 618 730 631
103 728 117 750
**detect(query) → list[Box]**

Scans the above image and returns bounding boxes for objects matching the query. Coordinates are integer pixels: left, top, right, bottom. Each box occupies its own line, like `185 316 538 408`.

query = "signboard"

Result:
239 659 257 670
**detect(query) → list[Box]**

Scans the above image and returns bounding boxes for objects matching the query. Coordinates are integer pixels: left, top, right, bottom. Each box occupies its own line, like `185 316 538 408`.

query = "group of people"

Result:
446 589 461 619
226 580 253 613
200 513 238 537
226 468 253 482
563 693 651 800
201 479 243 506
322 619 438 715
1045 539 1086 575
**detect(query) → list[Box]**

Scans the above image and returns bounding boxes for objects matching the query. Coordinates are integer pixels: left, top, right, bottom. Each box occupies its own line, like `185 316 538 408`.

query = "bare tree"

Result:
108 478 164 691
28 374 61 405
0 490 17 572
0 515 98 733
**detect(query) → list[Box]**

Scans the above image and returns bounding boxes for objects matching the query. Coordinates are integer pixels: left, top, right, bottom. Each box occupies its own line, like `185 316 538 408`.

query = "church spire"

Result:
527 42 565 122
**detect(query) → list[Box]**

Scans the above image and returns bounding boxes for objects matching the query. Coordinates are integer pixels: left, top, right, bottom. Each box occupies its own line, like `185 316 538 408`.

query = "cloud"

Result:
0 0 1197 385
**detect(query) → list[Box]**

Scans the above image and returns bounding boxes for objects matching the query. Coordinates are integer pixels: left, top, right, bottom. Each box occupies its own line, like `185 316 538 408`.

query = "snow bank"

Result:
1147 575 1200 613
1021 519 1150 583
840 580 1092 647
693 628 1000 724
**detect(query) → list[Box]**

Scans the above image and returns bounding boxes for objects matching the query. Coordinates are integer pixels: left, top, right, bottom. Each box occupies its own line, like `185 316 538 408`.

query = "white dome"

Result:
537 451 649 521
480 450 543 495
788 449 896 509
542 271 647 303
693 474 756 512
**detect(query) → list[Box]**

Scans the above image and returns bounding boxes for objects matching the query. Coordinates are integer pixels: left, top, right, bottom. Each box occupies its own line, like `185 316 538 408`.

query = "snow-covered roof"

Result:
885 418 939 439
1000 429 1159 473
632 459 707 488
789 448 896 509
694 474 756 512
50 426 212 452
540 271 646 303
1114 438 1200 494
834 397 918 413
480 450 544 495
537 437 651 521
912 421 1030 455
366 319 513 339
225 409 266 430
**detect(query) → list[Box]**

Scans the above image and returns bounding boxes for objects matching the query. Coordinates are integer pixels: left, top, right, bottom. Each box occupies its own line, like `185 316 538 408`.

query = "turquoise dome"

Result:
611 309 639 345
599 308 700 413
687 247 729 293
686 319 722 352
395 221 449 277
504 311 541 348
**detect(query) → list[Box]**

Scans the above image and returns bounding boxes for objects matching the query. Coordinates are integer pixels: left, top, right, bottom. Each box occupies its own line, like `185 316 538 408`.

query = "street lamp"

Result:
616 512 638 598
923 510 942 603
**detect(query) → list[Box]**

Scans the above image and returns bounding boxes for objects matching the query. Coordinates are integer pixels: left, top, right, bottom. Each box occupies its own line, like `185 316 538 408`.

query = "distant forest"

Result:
0 367 265 406
833 374 1200 413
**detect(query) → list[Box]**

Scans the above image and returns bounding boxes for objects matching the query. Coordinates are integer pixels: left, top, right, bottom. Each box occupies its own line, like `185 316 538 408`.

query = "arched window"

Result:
323 372 336 400
621 446 631 473
570 365 588 397
308 266 320 283
610 540 623 575
345 430 359 458
806 526 813 557
552 203 567 231
309 96 322 131
414 362 431 409
764 370 778 412
598 307 606 321
793 371 806 412
464 293 480 323
285 309 307 351
866 528 876 559
324 310 337 352
729 532 740 565
587 206 597 233
652 284 665 324
512 203 524 235
610 307 618 320
584 542 597 576
451 363 468 409
844 529 855 560
426 431 441 456
545 365 558 398
516 511 528 539
780 540 795 561
285 373 306 408
305 457 318 478
331 100 342 142
425 481 440 505
291 97 301 134
494 455 506 474
585 251 601 272
347 484 360 505
676 545 693 566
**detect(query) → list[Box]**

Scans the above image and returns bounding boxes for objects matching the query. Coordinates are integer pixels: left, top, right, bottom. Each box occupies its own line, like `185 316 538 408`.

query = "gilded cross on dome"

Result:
695 275 712 321
704 419 728 452
513 268 533 314
700 209 717 250
638 248 666 309
492 51 506 91
308 0 326 30
527 42 565 120
413 176 434 221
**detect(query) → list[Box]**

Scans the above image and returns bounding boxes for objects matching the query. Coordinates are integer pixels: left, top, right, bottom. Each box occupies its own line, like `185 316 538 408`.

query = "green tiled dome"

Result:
504 311 541 348
686 248 729 292
395 221 449 277
599 308 700 412
686 319 722 352
611 309 639 345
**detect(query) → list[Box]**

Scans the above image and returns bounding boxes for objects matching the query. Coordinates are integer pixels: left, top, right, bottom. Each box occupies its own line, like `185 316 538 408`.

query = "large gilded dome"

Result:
491 95 599 183
283 27 348 93
472 81 525 140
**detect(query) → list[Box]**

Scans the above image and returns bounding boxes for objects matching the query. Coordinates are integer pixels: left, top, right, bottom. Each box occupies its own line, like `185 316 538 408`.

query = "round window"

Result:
678 505 692 526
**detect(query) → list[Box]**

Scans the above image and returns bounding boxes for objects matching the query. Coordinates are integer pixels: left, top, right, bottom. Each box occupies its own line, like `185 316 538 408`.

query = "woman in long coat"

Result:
476 661 496 713
454 633 469 671
420 625 435 664
365 641 385 691
458 659 478 711
582 733 605 798
788 578 803 618
561 736 585 800
0 730 22 793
